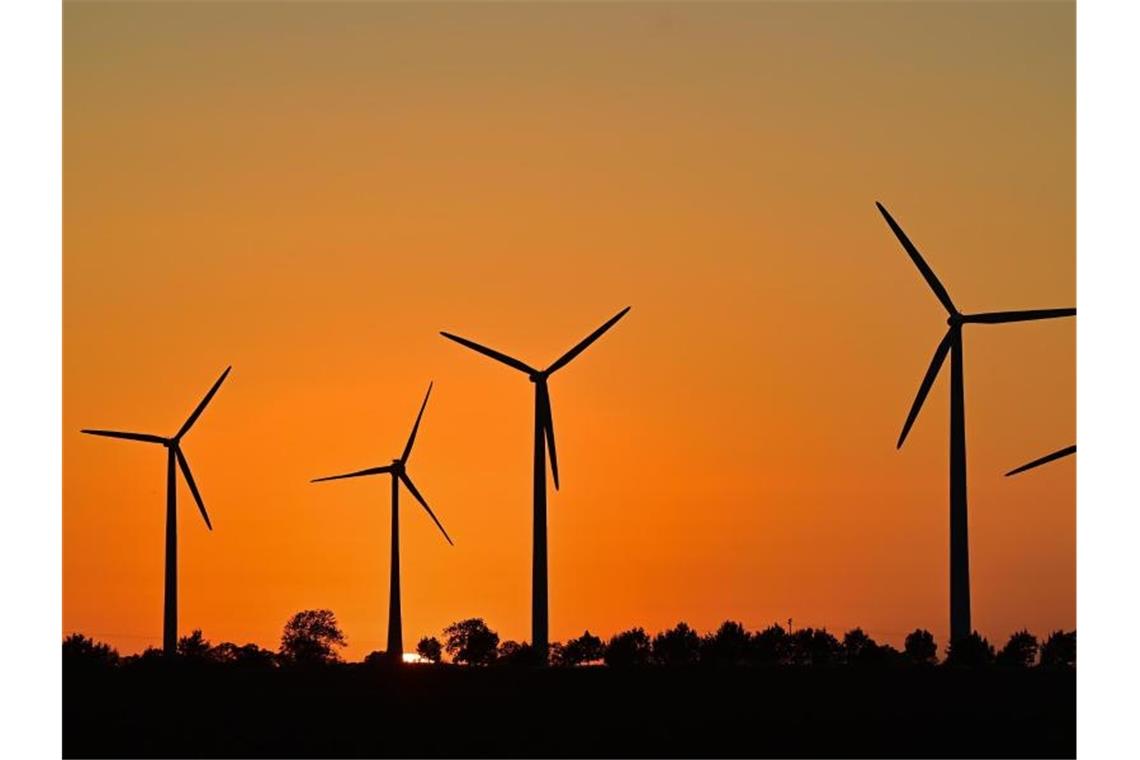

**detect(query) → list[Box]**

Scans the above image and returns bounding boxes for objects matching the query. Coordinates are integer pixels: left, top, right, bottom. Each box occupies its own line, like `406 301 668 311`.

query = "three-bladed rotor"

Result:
311 382 452 545
81 366 231 530
440 306 630 489
876 203 1075 449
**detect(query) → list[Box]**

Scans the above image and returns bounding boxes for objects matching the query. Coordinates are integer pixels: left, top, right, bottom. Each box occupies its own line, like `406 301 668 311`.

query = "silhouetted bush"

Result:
700 621 751 667
443 618 499 666
119 647 166 669
558 630 605 666
904 629 938 666
1039 630 1075 669
63 634 120 669
652 622 701 666
211 642 278 669
945 632 996 668
416 636 443 663
497 640 542 667
604 628 651 668
997 630 1039 668
749 624 789 666
279 609 347 665
361 650 392 667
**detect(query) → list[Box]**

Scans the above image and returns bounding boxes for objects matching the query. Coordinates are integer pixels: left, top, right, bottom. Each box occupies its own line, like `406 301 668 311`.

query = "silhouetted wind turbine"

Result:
80 366 231 656
441 307 630 660
311 382 452 663
1005 444 1076 476
877 201 1075 643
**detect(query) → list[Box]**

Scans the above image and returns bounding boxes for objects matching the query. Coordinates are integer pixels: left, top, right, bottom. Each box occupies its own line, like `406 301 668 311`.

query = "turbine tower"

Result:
81 366 231 656
1006 444 1076 476
441 306 629 660
877 201 1075 643
311 382 452 663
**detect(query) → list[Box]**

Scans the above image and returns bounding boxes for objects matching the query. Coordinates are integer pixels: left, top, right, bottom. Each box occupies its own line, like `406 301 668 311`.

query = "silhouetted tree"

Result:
997 630 1039 668
788 628 843 667
1039 630 1076 669
945 631 995 668
558 630 605 666
416 636 443 664
651 622 701 666
749 624 789 666
443 618 499 666
904 629 938 666
211 642 277 669
279 609 346 665
843 628 885 666
177 629 212 661
700 621 751 667
604 627 651 668
63 634 119 669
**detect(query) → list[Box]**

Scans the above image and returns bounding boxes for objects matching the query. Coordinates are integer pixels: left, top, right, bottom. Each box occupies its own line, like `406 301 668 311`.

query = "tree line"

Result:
63 609 1076 671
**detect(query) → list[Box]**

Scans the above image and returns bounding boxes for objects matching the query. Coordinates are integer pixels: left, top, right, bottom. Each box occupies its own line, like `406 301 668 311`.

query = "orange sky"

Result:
63 1 1074 659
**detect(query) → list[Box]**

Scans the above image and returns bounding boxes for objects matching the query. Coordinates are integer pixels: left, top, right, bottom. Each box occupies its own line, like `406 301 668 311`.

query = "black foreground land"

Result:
65 664 1074 758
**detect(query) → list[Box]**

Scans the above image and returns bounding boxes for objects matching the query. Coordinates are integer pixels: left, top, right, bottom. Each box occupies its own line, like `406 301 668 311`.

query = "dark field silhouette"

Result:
63 617 1075 758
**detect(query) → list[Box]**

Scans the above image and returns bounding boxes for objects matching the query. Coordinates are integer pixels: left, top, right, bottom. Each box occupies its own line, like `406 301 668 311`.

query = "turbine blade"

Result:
402 382 433 463
1005 445 1076 476
311 465 393 483
545 307 631 375
80 429 167 445
898 330 953 449
439 332 536 375
875 203 957 315
538 383 559 490
963 308 1076 324
176 366 232 440
400 472 453 546
175 447 212 531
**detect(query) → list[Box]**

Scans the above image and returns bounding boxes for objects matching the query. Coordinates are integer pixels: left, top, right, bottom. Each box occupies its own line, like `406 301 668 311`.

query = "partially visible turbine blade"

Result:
80 429 167 445
177 366 232 440
402 382 433 463
875 203 957 315
963 308 1076 324
1005 445 1076 476
175 447 212 531
898 330 953 449
545 307 631 375
439 332 536 375
400 472 453 546
311 465 393 483
538 383 559 490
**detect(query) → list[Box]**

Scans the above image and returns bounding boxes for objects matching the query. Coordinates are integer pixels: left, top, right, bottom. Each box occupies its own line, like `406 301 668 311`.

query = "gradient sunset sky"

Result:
64 0 1074 659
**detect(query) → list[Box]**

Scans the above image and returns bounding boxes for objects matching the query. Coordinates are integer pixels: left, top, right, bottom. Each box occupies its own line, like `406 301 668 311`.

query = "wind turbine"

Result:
877 201 1075 643
1006 444 1076 476
441 306 630 660
311 382 452 663
80 366 231 656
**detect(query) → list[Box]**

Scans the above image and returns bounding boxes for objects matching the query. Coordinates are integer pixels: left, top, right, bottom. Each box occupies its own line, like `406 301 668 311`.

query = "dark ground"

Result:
64 664 1075 758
